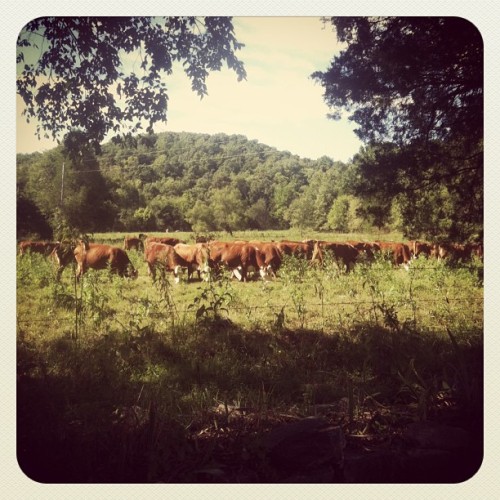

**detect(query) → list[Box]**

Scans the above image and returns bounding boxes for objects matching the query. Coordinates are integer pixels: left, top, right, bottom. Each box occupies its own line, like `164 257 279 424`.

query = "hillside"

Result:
16 130 483 242
17 131 350 236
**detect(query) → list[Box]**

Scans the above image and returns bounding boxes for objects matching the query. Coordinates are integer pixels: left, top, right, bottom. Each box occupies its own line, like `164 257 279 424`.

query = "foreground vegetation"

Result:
17 232 483 482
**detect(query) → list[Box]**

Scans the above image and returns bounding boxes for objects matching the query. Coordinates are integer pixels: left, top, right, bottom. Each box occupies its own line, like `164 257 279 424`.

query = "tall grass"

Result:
16 232 483 482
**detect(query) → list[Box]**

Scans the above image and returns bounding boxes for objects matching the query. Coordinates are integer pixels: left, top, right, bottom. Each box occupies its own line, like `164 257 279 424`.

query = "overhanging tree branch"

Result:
17 16 247 149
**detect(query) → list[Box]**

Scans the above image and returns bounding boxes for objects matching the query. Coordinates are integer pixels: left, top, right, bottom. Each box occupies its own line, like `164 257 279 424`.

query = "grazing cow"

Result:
74 243 138 279
207 241 269 282
124 236 144 252
311 241 359 272
173 243 210 281
276 240 314 260
375 241 412 267
250 241 282 277
19 240 59 256
144 242 190 282
414 241 433 258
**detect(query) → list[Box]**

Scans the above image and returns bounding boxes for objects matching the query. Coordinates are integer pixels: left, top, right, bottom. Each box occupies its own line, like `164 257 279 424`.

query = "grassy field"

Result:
16 231 484 482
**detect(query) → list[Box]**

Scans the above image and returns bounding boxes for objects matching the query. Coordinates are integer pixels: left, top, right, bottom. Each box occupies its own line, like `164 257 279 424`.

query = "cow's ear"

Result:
78 239 90 251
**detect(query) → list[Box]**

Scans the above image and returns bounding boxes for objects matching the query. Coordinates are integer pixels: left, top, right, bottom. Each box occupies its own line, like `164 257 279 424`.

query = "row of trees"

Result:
17 17 483 243
16 129 482 242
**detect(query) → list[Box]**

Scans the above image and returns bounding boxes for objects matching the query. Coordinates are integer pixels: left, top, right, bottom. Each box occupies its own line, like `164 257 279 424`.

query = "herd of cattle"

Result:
18 235 484 283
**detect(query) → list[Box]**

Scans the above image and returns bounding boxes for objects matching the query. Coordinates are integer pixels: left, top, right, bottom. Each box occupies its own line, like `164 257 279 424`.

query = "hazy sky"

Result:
16 17 363 161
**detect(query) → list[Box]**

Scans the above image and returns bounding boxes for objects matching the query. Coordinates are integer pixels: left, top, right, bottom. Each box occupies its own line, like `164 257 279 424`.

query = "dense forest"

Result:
17 130 482 243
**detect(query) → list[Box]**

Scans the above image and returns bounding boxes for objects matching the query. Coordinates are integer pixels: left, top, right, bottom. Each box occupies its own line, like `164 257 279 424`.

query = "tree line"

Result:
16 129 482 243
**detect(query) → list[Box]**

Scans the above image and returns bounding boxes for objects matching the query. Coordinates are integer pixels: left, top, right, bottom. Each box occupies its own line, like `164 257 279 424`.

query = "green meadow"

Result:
17 231 483 482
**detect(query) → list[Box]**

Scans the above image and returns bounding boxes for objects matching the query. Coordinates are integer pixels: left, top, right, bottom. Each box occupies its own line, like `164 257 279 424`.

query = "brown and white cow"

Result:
432 242 482 262
173 243 210 281
144 242 190 283
207 241 269 281
74 243 138 279
250 241 282 278
19 240 59 256
311 241 359 272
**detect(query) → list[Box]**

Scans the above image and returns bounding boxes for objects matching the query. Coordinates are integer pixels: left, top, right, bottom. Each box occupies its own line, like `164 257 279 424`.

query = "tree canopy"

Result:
17 17 246 149
313 17 483 240
313 17 482 147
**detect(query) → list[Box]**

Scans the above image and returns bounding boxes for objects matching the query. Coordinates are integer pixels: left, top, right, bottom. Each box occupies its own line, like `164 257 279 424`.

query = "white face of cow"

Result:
127 266 138 280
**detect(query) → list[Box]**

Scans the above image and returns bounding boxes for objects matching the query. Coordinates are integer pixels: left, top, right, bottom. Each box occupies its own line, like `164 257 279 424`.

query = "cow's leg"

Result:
260 265 273 280
147 262 155 279
241 266 248 282
76 262 84 280
56 265 64 281
187 263 197 282
232 266 244 281
200 263 211 282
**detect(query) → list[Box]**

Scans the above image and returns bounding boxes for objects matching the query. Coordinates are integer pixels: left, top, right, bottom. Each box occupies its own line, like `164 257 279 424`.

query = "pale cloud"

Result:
161 17 361 160
16 16 362 161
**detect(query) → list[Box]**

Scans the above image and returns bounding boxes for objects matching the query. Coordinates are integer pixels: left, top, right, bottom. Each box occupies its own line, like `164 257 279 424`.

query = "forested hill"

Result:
17 131 355 236
17 130 482 242
97 131 341 233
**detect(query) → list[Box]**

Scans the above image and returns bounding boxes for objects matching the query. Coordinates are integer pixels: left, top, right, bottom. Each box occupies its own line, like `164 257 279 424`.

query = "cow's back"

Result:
277 240 312 259
75 244 111 270
19 240 58 256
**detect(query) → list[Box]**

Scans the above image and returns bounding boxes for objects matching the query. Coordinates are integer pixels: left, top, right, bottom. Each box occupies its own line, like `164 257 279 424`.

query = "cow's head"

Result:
126 265 138 280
